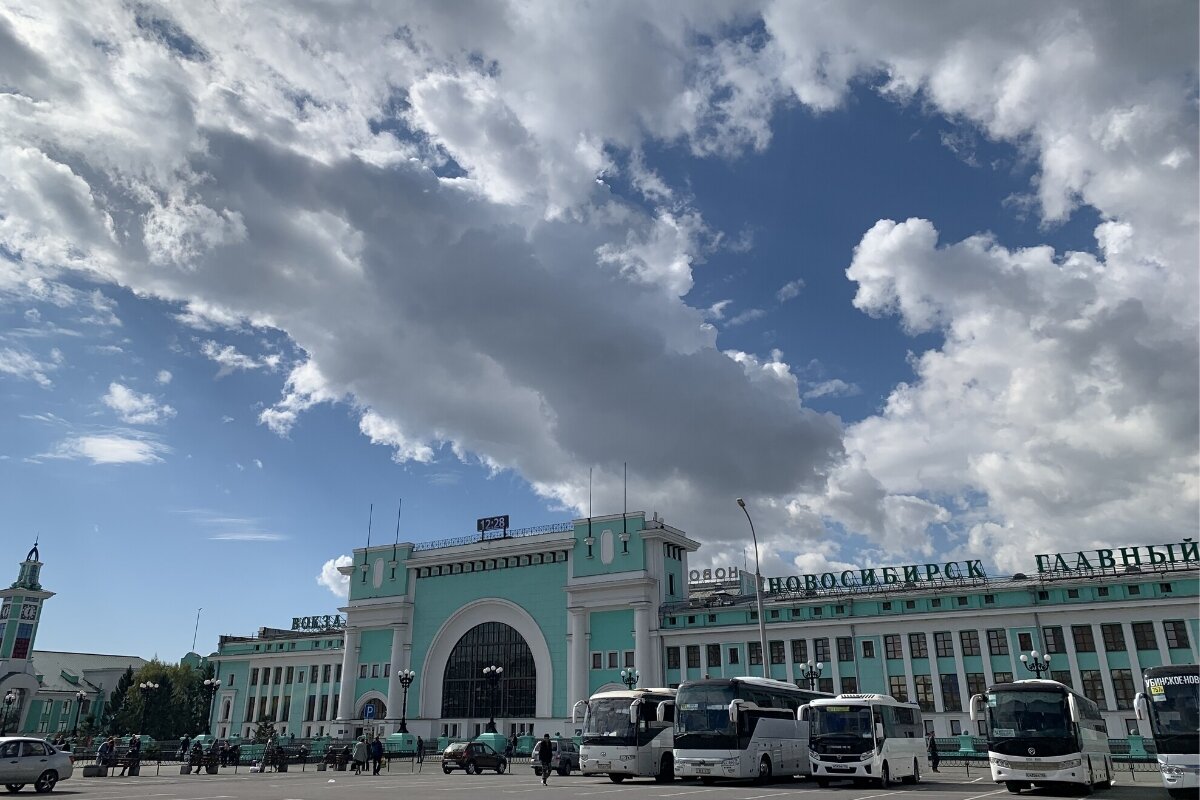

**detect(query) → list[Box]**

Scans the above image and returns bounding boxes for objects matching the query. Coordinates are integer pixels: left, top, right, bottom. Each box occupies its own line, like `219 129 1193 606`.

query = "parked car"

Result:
441 741 507 774
0 737 74 793
530 738 579 776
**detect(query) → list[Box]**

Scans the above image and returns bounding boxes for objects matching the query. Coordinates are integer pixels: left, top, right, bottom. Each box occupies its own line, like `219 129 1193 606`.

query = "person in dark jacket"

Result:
190 742 205 774
370 736 383 775
416 737 424 763
535 734 553 785
927 732 940 772
118 735 140 776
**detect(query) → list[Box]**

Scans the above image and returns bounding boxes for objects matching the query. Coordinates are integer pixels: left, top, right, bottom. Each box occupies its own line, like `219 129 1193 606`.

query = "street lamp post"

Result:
1 692 16 736
798 660 823 691
1020 649 1052 678
138 681 159 735
482 665 503 734
395 669 416 734
736 498 770 678
202 678 221 735
71 690 87 738
620 669 640 690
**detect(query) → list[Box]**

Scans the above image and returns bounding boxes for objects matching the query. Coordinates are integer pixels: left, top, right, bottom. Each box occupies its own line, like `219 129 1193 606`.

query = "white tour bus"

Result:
1135 664 1200 798
671 676 829 783
970 678 1112 794
575 687 677 783
800 693 927 788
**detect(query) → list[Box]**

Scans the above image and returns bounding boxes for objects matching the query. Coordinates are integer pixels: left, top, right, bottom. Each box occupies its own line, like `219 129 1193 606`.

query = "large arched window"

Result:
359 698 386 721
441 621 535 718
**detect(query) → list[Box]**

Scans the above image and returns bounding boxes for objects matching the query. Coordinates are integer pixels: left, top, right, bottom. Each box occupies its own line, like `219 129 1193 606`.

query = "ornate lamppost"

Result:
138 681 159 734
1 692 16 736
1020 649 1052 677
736 498 770 678
798 660 823 691
71 690 87 737
620 669 640 690
202 678 221 735
395 669 416 734
482 665 503 734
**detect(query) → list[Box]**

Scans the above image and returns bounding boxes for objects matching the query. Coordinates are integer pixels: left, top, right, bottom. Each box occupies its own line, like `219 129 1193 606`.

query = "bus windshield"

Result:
811 705 873 738
675 684 735 737
584 698 636 740
1145 677 1200 754
986 690 1071 740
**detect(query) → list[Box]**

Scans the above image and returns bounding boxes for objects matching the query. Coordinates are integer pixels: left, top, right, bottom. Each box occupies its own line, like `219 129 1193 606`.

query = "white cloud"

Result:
156 370 172 384
775 279 804 303
0 346 58 387
359 410 435 464
41 433 169 465
253 458 262 469
102 382 176 425
317 554 353 599
200 340 276 377
210 532 284 541
727 308 766 326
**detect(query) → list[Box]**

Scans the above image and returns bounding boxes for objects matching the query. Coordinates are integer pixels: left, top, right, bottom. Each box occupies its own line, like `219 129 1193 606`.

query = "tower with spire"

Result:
1 542 54 663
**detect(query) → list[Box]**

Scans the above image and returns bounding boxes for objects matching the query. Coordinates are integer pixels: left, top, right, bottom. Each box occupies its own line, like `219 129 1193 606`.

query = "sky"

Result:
0 1 1196 660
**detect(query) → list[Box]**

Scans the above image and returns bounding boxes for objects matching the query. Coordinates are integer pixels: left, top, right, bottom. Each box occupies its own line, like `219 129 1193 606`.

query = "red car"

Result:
441 741 508 774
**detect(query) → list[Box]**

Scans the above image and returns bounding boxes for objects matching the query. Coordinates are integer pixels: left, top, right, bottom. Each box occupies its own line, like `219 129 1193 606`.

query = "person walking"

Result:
178 734 191 761
534 734 553 786
927 731 940 772
352 737 369 776
370 735 383 775
415 736 424 764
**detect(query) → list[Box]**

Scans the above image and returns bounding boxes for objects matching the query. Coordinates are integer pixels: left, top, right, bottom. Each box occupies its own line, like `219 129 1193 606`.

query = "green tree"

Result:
104 667 135 735
252 715 276 743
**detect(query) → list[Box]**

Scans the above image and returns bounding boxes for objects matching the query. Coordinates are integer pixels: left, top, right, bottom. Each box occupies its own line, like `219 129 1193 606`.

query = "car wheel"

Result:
5 786 25 793
442 766 452 774
557 763 569 776
34 771 58 794
465 761 478 775
878 763 890 789
608 775 626 783
496 760 507 775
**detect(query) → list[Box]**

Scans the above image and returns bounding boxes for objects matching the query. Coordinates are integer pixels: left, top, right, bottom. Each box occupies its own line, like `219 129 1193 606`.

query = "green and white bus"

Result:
801 693 927 788
1135 664 1200 798
970 678 1112 794
575 687 677 783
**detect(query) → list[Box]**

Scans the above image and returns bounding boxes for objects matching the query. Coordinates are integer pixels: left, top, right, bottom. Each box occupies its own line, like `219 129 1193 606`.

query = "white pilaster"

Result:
633 603 652 685
337 628 360 722
385 624 405 726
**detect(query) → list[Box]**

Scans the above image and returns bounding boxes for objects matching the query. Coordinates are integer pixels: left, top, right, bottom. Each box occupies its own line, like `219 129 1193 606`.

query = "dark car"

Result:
441 741 507 774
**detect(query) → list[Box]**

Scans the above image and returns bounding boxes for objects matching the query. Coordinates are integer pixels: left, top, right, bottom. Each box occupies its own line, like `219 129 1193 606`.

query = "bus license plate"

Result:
1027 772 1046 778
597 762 610 769
696 768 710 774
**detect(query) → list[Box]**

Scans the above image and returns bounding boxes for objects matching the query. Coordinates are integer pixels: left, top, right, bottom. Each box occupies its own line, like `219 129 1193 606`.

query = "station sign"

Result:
291 614 345 631
763 559 987 593
1035 539 1198 574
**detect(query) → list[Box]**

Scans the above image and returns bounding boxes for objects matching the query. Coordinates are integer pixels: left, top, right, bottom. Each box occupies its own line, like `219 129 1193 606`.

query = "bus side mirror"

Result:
572 700 588 725
1066 693 1080 724
728 700 741 724
629 699 641 725
1133 693 1148 722
969 694 985 722
656 701 674 723
874 722 885 740
797 704 810 722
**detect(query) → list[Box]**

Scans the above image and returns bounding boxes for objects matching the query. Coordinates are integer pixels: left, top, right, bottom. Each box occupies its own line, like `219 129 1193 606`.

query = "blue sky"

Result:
0 2 1195 660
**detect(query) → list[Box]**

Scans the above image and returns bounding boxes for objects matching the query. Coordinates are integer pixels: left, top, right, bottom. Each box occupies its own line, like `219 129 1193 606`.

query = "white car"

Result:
0 737 74 793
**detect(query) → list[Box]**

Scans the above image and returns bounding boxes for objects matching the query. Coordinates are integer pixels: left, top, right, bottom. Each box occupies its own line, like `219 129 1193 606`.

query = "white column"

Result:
385 624 405 727
337 628 360 722
568 607 588 708
633 603 652 684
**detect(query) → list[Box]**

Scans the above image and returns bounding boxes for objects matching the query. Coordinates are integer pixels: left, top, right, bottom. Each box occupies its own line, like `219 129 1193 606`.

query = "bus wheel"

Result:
903 758 920 784
607 775 626 783
878 763 891 789
655 754 674 783
1005 782 1023 794
815 777 829 788
755 756 772 785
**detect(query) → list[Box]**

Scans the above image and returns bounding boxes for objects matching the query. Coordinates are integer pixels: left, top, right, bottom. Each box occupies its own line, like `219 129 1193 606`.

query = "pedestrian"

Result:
118 734 141 776
191 742 205 774
506 734 515 759
352 737 369 775
96 737 114 770
416 736 424 764
927 731 940 772
178 735 190 761
370 735 383 775
218 740 229 767
534 733 553 786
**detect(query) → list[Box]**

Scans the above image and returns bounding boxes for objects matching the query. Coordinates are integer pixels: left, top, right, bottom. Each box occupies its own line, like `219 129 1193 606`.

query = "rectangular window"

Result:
987 629 1009 656
273 667 282 684
319 696 329 721
814 638 830 663
592 652 603 669
959 630 981 656
885 634 903 659
728 647 740 665
914 675 935 712
607 651 619 669
941 674 962 711
1080 670 1106 708
966 673 987 698
841 677 858 694
285 666 294 683
323 664 331 683
1132 622 1157 650
888 675 909 702
1050 670 1074 689
1098 587 1109 597
371 664 379 678
245 700 255 722
1018 632 1033 652
748 641 763 666
706 644 722 667
909 633 928 659
384 663 390 677
935 632 954 658
837 637 854 662
624 650 635 668
862 640 876 659
1042 626 1065 654
262 668 271 686
1165 620 1191 649
666 648 680 669
306 696 316 721
993 671 1013 684
1072 625 1096 652
331 696 338 719
310 665 319 684
818 677 834 694
791 639 807 663
250 668 259 686
359 665 368 679
1111 669 1136 709
1128 585 1141 596
686 645 701 669
1101 624 1126 652
227 673 235 686
280 698 290 722
769 641 785 665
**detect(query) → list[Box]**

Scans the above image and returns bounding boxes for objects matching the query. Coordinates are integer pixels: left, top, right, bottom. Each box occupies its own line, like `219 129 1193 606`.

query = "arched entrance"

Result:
441 622 535 718
359 697 387 721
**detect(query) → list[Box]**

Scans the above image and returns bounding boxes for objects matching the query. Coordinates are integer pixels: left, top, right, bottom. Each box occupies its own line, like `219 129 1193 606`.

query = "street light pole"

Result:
798 660 824 691
482 665 503 734
620 669 640 690
202 678 220 735
1020 649 1052 678
138 681 159 735
736 498 770 679
395 669 416 734
72 690 87 738
1 692 15 736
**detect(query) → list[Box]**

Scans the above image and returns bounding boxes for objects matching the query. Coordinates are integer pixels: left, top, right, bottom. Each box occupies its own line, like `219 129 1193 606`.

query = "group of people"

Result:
94 734 140 776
